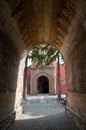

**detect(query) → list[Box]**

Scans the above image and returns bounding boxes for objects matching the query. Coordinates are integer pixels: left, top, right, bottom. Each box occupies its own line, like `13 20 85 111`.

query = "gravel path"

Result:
9 95 79 130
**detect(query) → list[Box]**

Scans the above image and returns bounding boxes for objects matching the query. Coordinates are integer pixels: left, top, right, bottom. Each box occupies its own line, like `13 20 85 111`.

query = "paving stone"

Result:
9 95 79 130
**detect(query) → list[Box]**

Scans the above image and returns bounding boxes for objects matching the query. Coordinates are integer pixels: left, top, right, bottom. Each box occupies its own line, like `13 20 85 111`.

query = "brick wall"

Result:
0 1 26 128
61 2 86 128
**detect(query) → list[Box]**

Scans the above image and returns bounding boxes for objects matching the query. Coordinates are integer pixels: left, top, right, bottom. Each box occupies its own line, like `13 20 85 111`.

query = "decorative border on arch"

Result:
31 72 50 94
33 72 50 82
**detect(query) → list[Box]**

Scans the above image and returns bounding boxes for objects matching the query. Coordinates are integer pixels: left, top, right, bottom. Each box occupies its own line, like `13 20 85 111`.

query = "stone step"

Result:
26 94 58 104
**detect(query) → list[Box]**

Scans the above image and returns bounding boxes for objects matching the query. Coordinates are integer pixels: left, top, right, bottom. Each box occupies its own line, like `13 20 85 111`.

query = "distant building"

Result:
26 62 66 95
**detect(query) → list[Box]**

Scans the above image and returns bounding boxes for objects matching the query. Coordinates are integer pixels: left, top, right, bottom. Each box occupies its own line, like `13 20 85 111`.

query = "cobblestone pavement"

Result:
9 95 79 130
26 94 66 104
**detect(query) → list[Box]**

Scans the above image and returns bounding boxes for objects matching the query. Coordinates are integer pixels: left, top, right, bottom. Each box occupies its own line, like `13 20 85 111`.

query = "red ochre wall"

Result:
60 65 66 94
27 64 66 95
54 63 66 94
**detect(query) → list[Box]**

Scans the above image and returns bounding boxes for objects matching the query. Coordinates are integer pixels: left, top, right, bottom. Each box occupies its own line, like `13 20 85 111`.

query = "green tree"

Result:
27 44 59 67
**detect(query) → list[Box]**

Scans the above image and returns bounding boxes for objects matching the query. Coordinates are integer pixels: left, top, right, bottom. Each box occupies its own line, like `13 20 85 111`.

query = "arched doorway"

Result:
37 76 49 94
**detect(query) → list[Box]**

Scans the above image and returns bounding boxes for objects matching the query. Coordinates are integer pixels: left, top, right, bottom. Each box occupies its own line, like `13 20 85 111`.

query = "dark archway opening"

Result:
37 76 49 94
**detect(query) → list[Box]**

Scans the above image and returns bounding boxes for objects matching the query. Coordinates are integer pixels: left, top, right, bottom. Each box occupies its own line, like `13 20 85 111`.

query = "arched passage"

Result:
37 76 49 94
0 0 86 130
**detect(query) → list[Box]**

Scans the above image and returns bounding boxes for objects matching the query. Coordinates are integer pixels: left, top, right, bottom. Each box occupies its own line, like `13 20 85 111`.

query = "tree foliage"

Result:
27 44 59 67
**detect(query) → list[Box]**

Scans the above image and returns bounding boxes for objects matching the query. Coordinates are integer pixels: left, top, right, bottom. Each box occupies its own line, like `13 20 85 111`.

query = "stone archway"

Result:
0 0 86 129
37 76 49 94
31 67 55 94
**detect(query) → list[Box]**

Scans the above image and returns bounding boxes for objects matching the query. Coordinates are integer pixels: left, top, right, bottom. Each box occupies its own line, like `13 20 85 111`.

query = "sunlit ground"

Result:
9 95 79 130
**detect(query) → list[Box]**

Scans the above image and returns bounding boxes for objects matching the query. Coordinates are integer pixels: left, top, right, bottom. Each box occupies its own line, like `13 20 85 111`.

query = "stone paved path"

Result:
9 95 79 130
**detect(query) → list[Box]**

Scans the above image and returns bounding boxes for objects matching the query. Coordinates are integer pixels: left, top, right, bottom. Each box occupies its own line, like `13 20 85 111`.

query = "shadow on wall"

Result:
0 30 21 129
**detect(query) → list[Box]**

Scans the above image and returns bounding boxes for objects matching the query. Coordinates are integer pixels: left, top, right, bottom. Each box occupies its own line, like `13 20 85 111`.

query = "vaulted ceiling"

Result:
7 0 77 50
